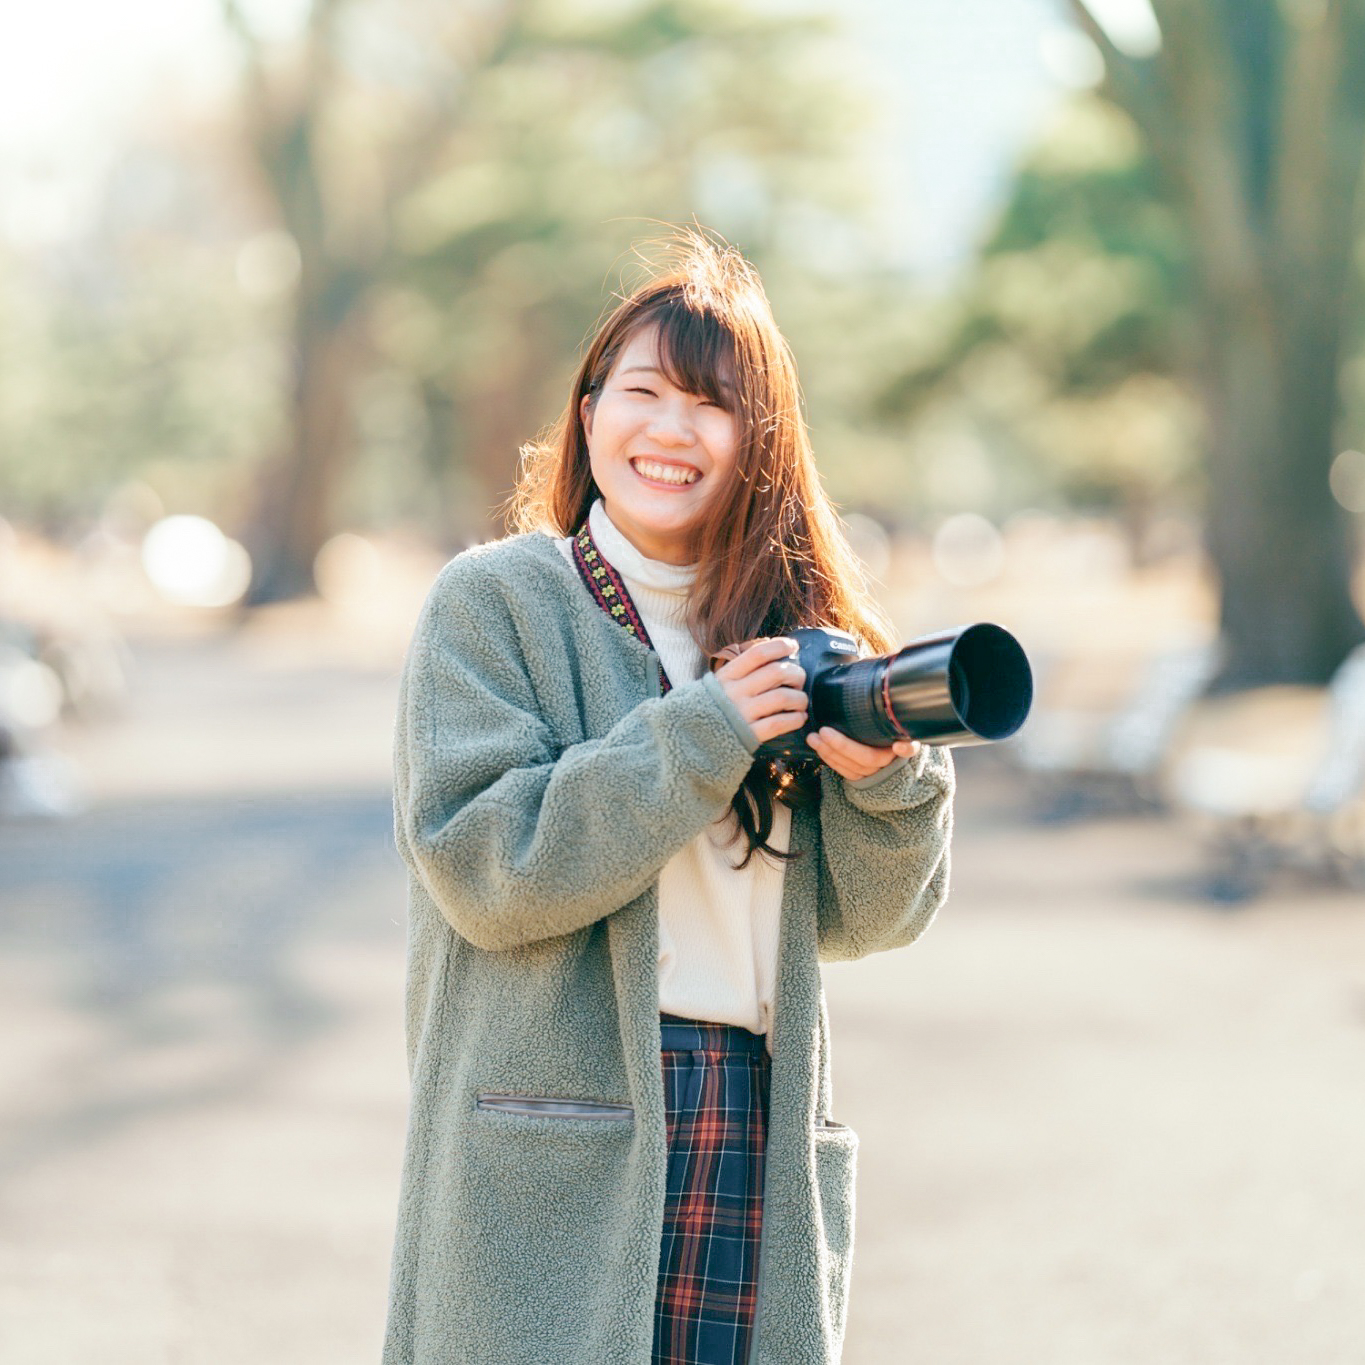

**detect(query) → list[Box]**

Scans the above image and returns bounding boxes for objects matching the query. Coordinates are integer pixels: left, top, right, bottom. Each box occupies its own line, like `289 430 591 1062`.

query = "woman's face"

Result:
580 324 739 565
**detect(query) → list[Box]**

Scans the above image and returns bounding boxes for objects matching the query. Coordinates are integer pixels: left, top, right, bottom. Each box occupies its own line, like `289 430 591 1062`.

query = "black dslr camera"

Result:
756 624 1033 762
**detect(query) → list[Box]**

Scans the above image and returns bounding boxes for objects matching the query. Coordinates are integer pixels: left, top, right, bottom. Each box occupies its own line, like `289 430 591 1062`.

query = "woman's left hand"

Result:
807 727 920 783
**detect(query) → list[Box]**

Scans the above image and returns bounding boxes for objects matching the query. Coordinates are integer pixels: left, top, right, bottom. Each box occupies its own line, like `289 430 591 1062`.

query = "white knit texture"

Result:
556 500 789 1044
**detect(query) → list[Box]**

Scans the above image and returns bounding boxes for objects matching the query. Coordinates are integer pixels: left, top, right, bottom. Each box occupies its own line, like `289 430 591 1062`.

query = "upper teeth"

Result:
633 459 698 486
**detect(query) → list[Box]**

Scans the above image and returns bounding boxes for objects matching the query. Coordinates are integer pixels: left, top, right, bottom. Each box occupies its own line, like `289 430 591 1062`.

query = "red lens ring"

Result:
880 657 914 741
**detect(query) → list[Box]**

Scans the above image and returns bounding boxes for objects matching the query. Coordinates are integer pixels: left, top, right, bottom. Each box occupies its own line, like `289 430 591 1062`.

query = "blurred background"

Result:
2 0 1363 1361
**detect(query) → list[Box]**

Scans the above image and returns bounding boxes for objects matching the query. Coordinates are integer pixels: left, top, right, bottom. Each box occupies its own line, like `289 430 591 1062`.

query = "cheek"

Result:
586 399 638 457
705 418 741 473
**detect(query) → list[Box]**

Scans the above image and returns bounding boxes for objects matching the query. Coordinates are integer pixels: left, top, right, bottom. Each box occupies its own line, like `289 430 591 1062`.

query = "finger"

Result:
807 733 875 780
811 726 886 765
744 686 809 720
715 637 798 682
731 657 806 698
749 710 809 743
714 636 792 678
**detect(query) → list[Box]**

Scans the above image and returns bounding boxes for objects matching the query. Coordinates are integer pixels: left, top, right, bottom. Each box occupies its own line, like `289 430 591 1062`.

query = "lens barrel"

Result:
876 623 1032 743
755 623 1033 760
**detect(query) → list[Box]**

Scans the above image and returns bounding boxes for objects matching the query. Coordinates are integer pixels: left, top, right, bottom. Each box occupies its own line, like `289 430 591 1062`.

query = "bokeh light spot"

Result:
0 649 64 729
1040 30 1104 89
235 230 302 300
932 513 1006 588
1329 449 1365 514
315 532 383 603
141 516 251 608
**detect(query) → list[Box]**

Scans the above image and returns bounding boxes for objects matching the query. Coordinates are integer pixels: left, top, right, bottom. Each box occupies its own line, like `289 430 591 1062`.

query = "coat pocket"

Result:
445 1091 639 1351
812 1121 858 1351
475 1092 634 1122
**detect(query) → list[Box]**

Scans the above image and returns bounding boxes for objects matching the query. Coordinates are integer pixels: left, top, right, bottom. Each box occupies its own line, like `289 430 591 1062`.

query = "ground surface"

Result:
0 623 1361 1364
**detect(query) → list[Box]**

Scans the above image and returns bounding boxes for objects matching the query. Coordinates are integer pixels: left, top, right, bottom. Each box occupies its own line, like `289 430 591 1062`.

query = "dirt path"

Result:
828 775 1365 1364
0 631 1360 1363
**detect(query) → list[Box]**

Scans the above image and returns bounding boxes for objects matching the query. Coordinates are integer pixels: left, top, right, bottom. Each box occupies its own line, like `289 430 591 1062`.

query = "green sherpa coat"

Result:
384 530 955 1365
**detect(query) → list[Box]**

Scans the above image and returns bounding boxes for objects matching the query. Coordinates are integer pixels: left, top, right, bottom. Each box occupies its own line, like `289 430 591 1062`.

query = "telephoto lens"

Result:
754 624 1033 762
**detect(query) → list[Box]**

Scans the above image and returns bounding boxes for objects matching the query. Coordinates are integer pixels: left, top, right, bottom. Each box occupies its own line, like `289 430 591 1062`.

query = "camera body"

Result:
754 624 1033 762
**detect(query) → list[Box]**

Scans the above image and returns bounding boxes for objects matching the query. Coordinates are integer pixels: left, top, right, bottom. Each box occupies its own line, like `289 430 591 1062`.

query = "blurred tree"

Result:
378 1 876 548
221 0 877 601
223 0 391 603
886 1 1365 690
0 232 279 533
1071 0 1365 689
876 96 1202 538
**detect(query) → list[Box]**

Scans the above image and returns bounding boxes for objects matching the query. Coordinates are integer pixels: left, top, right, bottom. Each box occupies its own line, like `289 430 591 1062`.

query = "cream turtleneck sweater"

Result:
557 499 789 1046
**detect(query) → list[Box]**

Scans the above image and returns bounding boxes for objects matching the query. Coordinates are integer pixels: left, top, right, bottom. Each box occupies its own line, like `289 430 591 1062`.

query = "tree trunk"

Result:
1198 298 1365 690
225 0 377 606
1074 0 1365 690
460 312 560 542
243 295 367 605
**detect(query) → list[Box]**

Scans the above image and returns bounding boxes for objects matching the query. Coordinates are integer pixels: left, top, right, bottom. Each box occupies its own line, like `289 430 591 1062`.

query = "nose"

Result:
646 397 696 448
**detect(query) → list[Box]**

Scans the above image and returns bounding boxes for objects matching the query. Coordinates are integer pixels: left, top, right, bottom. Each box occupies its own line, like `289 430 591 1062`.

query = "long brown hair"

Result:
509 231 896 866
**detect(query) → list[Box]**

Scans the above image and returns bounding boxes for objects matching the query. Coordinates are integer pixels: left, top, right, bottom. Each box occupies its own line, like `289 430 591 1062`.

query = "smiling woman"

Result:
578 326 739 564
384 232 955 1365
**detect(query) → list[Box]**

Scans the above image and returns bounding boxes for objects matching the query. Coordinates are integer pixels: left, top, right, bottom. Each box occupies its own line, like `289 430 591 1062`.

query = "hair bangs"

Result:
641 297 739 412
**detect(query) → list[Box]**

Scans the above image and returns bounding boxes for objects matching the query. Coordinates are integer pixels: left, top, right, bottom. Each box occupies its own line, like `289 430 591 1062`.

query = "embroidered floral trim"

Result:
571 520 673 694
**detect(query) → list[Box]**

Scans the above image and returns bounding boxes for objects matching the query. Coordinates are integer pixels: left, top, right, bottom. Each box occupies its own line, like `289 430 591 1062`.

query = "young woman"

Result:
383 236 955 1365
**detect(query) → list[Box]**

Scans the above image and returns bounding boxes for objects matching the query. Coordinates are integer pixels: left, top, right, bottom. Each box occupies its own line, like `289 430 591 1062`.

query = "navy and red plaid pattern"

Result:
654 1013 770 1365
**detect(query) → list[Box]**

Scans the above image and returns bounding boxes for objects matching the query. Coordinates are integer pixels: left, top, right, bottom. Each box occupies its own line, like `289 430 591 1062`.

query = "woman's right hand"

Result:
712 637 808 745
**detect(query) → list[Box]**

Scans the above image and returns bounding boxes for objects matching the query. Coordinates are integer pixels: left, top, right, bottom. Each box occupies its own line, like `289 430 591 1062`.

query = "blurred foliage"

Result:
0 232 284 531
350 0 910 542
877 95 1204 522
890 0 1365 690
221 0 916 596
1 0 923 573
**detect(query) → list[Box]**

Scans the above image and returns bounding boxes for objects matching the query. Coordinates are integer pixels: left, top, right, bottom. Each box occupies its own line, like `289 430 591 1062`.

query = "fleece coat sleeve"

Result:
814 743 955 962
392 558 757 953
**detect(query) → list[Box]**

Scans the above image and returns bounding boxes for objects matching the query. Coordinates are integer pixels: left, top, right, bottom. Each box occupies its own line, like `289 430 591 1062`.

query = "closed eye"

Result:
626 385 726 411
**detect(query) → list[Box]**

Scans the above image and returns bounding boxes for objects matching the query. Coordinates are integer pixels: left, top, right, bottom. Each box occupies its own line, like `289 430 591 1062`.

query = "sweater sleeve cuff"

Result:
847 752 911 791
843 744 949 812
701 670 761 755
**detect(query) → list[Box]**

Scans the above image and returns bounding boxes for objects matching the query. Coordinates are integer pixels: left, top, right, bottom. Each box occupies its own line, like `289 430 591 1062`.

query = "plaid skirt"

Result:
653 1013 771 1365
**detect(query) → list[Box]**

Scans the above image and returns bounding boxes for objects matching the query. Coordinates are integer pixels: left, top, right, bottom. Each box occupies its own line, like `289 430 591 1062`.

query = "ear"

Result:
579 391 594 443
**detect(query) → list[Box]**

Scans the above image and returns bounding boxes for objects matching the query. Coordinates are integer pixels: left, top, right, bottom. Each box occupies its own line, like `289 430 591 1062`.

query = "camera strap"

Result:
570 520 674 695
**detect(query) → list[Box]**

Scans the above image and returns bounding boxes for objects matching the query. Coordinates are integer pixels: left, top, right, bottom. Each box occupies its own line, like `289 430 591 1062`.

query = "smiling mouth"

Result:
631 457 700 487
